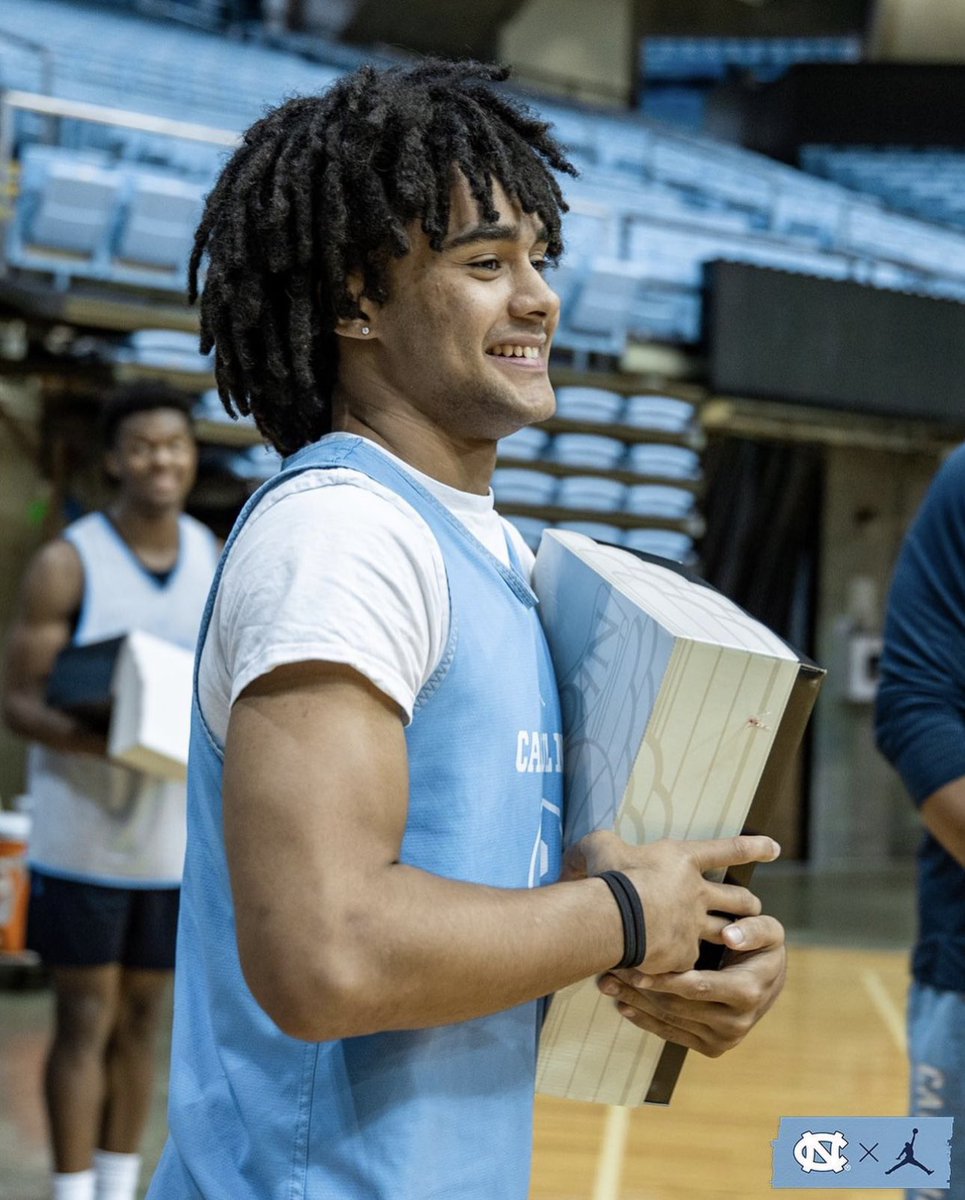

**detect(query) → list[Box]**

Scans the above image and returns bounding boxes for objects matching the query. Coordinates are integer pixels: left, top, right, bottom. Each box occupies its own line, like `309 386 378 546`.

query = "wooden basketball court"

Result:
0 942 912 1198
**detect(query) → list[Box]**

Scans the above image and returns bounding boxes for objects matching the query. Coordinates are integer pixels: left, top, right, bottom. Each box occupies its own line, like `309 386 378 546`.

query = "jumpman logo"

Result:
884 1128 934 1176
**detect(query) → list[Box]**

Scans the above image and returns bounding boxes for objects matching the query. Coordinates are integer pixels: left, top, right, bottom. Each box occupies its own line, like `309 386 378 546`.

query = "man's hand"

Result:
595 912 787 1057
564 829 780 976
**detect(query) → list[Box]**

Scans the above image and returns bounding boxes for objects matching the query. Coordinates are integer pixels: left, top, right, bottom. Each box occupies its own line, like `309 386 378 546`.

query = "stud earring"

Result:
361 325 370 335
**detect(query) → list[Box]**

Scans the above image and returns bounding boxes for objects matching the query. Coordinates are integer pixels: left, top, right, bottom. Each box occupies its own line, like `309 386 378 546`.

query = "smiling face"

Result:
106 407 198 515
337 175 561 464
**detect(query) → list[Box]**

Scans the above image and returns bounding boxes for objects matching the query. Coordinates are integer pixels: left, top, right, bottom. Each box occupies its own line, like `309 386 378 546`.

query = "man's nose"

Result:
509 263 560 322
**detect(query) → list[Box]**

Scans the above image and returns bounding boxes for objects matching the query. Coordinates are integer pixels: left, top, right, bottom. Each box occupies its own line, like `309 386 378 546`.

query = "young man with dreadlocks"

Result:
149 60 787 1199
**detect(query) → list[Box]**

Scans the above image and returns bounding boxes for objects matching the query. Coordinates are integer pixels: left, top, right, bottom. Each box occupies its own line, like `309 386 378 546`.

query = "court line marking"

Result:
592 1103 631 1200
861 968 906 1055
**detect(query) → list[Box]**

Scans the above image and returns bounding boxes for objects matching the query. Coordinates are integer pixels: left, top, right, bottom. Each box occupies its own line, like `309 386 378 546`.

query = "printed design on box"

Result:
528 797 563 888
580 543 793 658
555 580 670 846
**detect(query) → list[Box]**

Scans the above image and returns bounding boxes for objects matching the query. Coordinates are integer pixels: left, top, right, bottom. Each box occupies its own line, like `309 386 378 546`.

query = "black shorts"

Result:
27 870 180 970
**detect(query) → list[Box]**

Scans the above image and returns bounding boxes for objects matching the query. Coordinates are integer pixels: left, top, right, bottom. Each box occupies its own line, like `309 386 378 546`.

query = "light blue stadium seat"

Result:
24 152 121 261
116 172 206 270
545 261 582 311
596 124 651 174
118 328 213 373
550 434 625 470
562 208 621 262
554 387 624 423
629 289 701 341
566 259 643 345
490 468 557 506
193 388 258 429
626 443 701 479
202 443 282 482
497 427 550 461
624 484 695 518
556 476 627 512
544 107 599 163
230 443 282 481
556 521 623 543
621 528 694 561
623 394 695 431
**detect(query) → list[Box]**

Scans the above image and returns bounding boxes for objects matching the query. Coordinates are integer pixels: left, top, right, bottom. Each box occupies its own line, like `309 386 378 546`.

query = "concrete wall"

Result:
499 0 633 106
870 0 965 61
809 445 942 868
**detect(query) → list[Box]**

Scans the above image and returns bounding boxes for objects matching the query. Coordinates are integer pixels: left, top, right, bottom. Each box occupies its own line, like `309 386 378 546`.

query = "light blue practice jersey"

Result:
150 433 564 1199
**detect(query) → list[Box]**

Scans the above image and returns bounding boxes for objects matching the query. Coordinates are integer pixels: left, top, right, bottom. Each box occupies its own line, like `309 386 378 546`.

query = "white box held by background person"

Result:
532 531 824 1107
108 631 194 781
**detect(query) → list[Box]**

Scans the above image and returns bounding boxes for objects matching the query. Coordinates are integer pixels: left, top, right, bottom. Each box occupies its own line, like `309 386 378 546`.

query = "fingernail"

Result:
724 924 745 946
632 973 653 988
600 978 619 996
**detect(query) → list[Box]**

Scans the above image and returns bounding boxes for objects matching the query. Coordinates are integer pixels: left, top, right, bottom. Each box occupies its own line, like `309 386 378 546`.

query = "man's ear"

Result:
334 269 381 341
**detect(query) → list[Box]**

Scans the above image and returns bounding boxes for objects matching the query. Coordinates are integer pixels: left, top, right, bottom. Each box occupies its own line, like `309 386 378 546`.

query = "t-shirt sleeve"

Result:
215 474 449 726
875 445 965 804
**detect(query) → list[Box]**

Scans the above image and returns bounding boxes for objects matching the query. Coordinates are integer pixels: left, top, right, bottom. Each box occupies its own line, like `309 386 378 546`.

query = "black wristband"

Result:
597 870 647 970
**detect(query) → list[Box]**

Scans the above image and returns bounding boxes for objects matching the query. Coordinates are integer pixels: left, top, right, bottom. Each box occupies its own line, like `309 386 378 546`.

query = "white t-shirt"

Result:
198 441 535 746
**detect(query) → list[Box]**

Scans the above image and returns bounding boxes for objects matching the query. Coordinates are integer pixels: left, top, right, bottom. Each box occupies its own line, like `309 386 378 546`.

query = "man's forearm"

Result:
235 831 774 1043
3 693 107 757
240 866 625 1041
921 775 965 867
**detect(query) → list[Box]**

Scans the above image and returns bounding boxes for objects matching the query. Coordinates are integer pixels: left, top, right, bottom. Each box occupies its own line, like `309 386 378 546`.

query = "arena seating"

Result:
4 1 965 560
489 390 704 559
5 1 965 347
801 145 965 233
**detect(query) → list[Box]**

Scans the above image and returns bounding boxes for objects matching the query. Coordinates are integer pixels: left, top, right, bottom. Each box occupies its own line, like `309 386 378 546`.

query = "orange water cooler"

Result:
0 810 30 954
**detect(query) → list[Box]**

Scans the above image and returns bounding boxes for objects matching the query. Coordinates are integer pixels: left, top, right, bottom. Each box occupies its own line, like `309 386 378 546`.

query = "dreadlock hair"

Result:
100 380 195 450
189 58 576 456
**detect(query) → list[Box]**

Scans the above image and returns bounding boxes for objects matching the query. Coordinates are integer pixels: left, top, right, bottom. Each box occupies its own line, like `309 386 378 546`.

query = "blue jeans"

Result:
908 979 965 1199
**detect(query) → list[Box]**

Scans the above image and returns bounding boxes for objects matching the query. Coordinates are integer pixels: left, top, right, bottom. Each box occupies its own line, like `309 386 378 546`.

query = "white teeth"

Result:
490 344 540 359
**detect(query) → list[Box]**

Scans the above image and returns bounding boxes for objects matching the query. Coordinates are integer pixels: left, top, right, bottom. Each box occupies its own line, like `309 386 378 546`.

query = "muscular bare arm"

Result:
224 659 780 1042
1 539 107 756
920 777 965 868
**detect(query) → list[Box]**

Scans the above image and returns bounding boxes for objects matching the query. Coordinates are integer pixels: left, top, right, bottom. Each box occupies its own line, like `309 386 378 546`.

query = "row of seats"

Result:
2 0 960 270
194 387 702 480
802 144 965 231
6 2 965 351
192 388 703 561
532 388 695 431
0 0 347 131
498 433 700 479
12 145 205 283
492 468 698 518
641 35 863 82
9 135 964 348
510 517 695 562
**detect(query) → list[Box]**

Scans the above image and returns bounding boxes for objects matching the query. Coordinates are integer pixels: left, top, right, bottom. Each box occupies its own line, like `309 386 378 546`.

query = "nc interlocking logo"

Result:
794 1131 850 1174
772 1117 953 1189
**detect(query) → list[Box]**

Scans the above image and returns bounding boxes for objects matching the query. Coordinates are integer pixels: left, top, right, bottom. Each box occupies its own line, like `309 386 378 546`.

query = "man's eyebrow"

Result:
442 222 550 250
